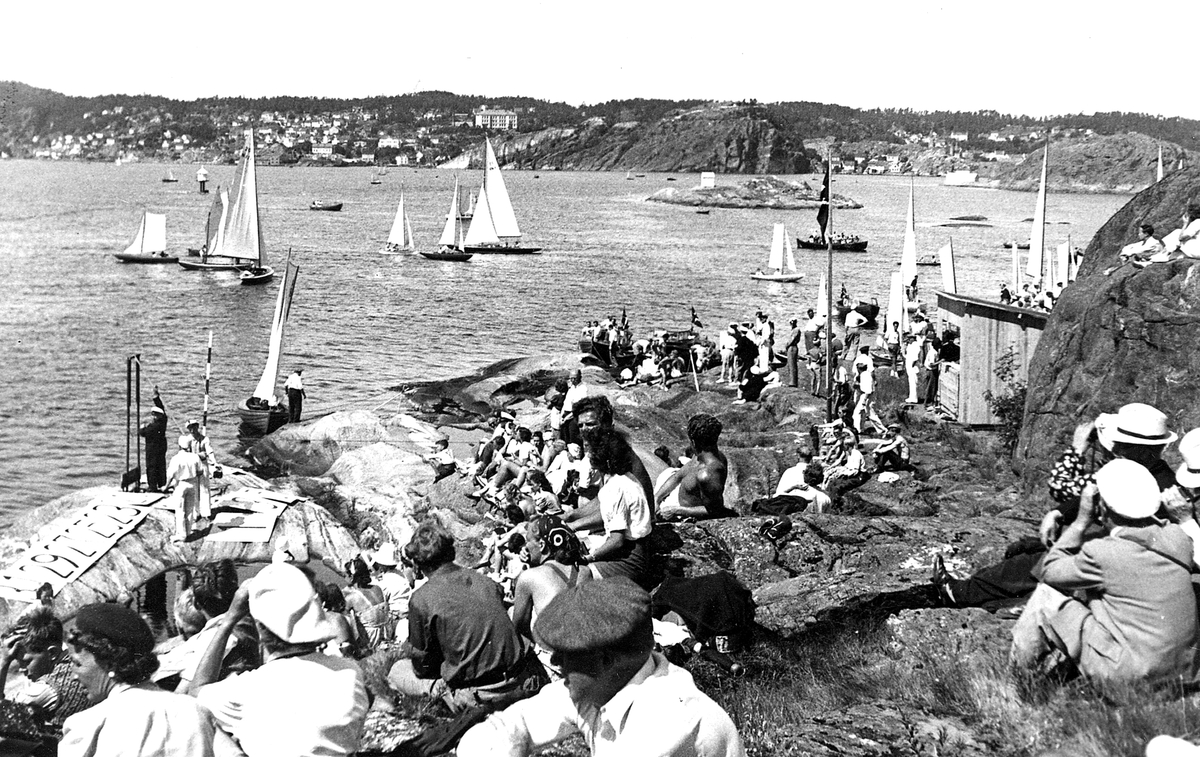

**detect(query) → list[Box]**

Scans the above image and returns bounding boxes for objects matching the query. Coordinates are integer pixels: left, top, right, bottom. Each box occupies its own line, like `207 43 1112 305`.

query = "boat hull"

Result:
419 251 473 262
796 239 868 252
179 258 251 271
114 253 178 264
463 245 542 255
239 266 275 285
310 202 343 212
236 399 289 435
1002 242 1031 250
750 273 804 282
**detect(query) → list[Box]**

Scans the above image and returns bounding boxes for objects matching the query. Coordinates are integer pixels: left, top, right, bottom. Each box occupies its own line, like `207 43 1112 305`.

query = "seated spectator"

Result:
872 424 912 472
424 438 461 481
0 605 90 734
546 442 590 506
520 470 562 518
1119 223 1165 264
656 414 735 521
457 578 746 757
61 604 239 756
1010 460 1197 684
166 560 259 694
388 521 547 714
734 365 769 404
342 556 394 649
511 516 592 677
193 563 369 756
823 436 869 502
1156 203 1200 260
315 581 365 658
475 427 542 501
750 447 830 515
371 544 415 643
574 427 654 589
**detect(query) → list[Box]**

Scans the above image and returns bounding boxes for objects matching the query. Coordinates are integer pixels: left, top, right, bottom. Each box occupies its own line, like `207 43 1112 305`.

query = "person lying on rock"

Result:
457 578 746 757
656 414 735 522
933 403 1181 612
1010 459 1197 685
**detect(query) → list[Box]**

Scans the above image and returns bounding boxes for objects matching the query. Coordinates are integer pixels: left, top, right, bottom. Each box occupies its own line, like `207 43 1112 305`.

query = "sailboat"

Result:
750 223 803 282
421 178 473 262
457 190 476 222
113 211 175 263
179 131 264 273
187 187 226 257
161 169 178 183
462 138 542 254
899 179 921 311
1025 143 1049 286
236 253 300 433
380 193 415 254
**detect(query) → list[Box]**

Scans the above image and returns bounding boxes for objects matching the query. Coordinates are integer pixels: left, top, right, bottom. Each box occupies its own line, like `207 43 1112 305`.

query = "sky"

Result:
4 0 1196 120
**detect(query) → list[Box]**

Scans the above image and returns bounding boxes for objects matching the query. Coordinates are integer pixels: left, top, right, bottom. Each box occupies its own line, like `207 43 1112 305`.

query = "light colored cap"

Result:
1095 403 1177 448
177 435 191 450
1175 429 1200 488
1094 459 1158 519
373 543 399 567
248 563 337 645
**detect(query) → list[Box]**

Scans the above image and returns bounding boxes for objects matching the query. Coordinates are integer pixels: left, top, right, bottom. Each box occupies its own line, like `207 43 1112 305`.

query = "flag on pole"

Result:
816 164 831 240
691 306 703 330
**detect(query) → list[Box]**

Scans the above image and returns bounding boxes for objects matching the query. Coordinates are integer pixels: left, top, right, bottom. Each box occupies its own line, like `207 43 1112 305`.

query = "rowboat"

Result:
310 201 343 212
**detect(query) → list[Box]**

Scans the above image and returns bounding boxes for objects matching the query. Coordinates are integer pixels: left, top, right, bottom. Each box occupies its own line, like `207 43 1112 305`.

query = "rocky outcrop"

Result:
471 104 810 174
1016 166 1200 488
995 132 1189 194
646 175 862 210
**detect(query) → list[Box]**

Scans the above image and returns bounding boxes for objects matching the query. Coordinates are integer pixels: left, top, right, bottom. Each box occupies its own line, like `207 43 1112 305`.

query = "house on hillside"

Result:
474 106 518 130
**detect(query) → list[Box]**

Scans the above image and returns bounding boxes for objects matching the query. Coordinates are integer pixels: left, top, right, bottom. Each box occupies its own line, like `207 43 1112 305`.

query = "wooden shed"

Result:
935 291 1048 426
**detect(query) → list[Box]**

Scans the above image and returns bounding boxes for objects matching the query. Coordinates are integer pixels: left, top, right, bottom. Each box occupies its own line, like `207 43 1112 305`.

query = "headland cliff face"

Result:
995 132 1189 194
463 104 810 174
1017 166 1200 488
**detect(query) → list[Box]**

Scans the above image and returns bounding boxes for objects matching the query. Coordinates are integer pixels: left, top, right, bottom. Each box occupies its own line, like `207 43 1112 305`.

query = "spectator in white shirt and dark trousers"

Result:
284 369 306 423
457 577 746 757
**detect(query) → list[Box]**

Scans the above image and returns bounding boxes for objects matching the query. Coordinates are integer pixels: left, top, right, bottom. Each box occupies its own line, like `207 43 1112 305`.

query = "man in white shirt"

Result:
166 435 203 542
903 335 922 404
852 363 885 435
1119 223 1165 265
457 578 745 757
560 370 589 445
284 369 306 423
773 447 831 514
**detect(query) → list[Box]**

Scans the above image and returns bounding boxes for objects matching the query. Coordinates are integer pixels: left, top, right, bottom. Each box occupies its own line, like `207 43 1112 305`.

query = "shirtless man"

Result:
656 414 732 521
563 395 657 532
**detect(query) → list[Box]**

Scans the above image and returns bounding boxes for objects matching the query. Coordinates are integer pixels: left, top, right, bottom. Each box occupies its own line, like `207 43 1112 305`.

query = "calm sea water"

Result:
0 161 1129 521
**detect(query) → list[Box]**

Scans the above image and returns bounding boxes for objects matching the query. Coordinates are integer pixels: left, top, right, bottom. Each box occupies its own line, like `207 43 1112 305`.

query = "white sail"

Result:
222 131 264 265
482 139 521 240
405 215 414 250
886 271 905 338
899 180 918 287
252 256 300 402
122 213 147 256
939 241 956 294
1158 146 1164 182
143 213 166 254
1026 145 1048 282
387 195 409 248
1011 243 1021 294
768 223 785 271
439 179 461 247
784 233 797 273
464 184 499 246
204 189 226 252
816 274 828 320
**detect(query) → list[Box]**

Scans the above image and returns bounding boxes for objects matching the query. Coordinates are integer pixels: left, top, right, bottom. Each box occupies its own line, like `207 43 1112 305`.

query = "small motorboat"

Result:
369 178 382 185
239 265 275 285
419 249 473 262
1002 241 1031 250
915 255 940 267
310 201 343 211
796 236 868 252
695 209 711 215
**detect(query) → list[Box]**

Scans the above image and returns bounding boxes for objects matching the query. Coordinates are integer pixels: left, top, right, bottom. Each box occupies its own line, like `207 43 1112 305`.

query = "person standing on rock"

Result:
656 414 733 522
903 335 921 404
284 369 306 423
784 318 803 388
165 435 203 542
184 420 219 527
139 388 169 492
559 370 589 446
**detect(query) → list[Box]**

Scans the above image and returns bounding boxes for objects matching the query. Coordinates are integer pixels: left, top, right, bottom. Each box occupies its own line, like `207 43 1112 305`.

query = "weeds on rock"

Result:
984 347 1028 455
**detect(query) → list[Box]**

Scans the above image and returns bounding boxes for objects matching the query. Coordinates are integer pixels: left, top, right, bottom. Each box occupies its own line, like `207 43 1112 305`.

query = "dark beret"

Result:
533 577 651 653
73 603 156 654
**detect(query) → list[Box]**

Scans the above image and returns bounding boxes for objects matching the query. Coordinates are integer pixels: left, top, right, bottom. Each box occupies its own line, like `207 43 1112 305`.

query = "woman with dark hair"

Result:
315 582 364 658
59 604 239 756
343 556 393 649
0 605 90 735
167 560 259 694
576 427 654 588
511 516 591 648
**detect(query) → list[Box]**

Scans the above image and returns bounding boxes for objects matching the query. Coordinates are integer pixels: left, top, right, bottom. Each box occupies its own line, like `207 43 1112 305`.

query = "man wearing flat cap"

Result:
191 563 368 756
458 577 745 757
1010 459 1197 684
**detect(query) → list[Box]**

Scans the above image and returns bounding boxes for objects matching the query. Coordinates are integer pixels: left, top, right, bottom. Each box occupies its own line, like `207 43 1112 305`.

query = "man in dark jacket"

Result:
139 389 169 492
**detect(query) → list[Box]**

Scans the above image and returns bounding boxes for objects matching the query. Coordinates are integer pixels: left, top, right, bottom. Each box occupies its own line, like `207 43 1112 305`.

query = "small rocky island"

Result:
646 175 863 210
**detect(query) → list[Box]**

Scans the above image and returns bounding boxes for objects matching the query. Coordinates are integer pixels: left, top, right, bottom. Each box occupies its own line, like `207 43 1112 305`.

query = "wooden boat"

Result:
236 253 300 434
222 133 274 285
625 171 635 180
951 215 987 221
751 223 804 282
420 250 473 262
114 211 176 263
796 236 868 252
1002 241 1031 250
369 178 382 185
161 169 178 183
380 192 415 254
180 147 259 272
837 299 880 328
310 201 343 211
695 209 711 215
934 220 992 228
462 138 542 254
916 255 940 267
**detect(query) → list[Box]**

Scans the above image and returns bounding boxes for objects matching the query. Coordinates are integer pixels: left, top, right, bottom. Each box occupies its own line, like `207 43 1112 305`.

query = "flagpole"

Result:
202 330 212 432
825 149 834 423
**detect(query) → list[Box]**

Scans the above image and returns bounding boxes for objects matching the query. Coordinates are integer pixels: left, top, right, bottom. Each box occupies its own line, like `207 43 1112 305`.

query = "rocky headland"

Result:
995 132 1190 194
645 175 863 211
